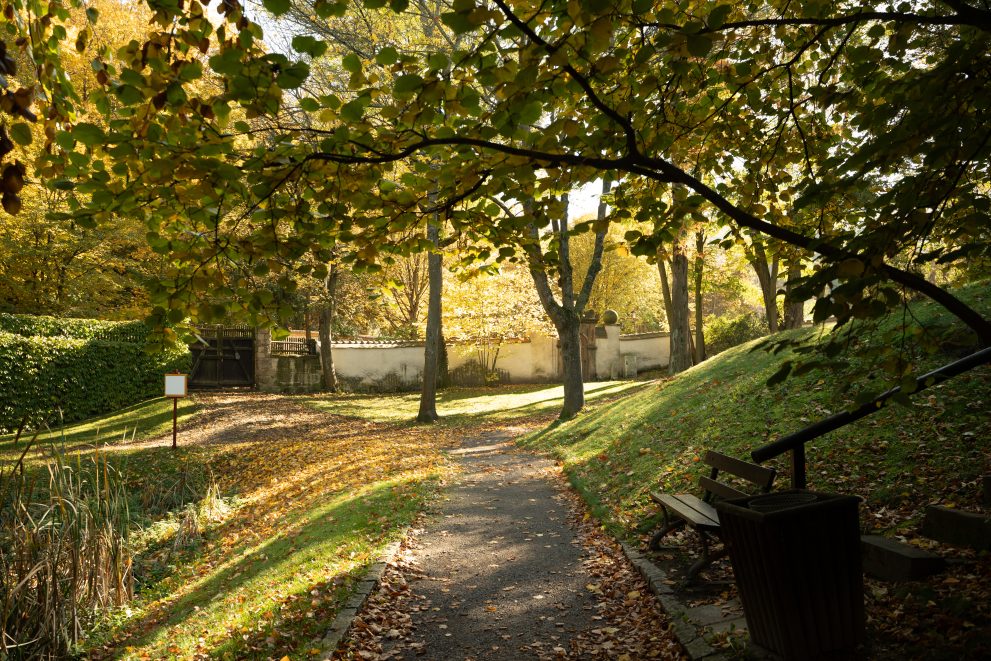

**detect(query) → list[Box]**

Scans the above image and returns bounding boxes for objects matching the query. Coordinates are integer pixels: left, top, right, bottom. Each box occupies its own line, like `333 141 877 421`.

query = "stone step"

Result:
861 535 945 581
920 505 991 551
983 475 991 507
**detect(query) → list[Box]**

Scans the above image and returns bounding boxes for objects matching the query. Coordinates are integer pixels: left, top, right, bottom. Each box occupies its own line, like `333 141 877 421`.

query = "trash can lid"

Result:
749 492 819 513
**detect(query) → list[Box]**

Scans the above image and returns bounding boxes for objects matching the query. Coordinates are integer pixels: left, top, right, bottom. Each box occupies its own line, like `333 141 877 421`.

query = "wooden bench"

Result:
649 450 776 584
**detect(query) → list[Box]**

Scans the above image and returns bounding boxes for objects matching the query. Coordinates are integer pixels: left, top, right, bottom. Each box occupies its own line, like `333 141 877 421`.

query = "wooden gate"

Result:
557 321 598 382
189 326 255 388
580 322 598 381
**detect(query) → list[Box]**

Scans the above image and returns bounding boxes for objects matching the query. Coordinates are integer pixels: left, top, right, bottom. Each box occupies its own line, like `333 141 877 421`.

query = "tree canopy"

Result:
2 0 988 388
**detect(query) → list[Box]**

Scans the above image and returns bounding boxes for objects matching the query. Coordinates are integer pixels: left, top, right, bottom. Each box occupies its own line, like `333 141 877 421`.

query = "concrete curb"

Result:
619 542 730 661
319 537 404 659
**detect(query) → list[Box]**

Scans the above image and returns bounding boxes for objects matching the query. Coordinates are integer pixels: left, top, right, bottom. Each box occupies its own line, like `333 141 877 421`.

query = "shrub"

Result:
0 313 150 344
704 311 770 356
0 331 190 433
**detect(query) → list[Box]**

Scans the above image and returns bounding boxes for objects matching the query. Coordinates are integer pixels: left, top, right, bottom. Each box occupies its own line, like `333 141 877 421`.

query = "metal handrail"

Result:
751 345 991 488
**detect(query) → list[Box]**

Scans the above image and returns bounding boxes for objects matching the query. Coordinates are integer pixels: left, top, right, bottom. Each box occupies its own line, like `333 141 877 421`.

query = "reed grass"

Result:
0 432 132 659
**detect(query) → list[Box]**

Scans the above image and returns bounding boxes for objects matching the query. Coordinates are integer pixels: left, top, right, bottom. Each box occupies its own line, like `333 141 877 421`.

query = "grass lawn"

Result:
2 394 460 660
0 396 200 458
302 380 646 425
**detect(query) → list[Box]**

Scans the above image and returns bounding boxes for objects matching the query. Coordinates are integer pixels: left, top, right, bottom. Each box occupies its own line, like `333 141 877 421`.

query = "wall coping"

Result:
620 331 671 340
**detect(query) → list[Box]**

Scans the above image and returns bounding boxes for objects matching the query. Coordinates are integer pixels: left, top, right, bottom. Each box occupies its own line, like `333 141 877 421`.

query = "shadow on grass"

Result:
303 380 651 428
103 475 428 659
0 398 199 460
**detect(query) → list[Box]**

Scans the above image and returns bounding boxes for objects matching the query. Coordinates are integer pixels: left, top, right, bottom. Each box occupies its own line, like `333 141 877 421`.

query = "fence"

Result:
271 337 317 356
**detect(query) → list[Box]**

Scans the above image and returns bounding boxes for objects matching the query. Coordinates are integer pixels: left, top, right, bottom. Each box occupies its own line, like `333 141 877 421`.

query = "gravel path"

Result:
342 431 684 660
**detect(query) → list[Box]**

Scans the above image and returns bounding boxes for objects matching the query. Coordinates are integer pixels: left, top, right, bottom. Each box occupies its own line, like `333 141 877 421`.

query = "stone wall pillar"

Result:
593 324 622 379
254 327 278 392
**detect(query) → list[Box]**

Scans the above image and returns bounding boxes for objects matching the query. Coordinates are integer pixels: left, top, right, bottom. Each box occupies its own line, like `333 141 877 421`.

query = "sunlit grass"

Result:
303 380 648 425
47 400 459 660
519 283 991 536
0 396 199 460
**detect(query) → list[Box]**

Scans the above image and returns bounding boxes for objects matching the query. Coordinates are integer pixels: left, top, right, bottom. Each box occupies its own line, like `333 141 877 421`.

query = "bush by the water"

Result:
0 330 189 434
0 313 151 344
704 311 769 356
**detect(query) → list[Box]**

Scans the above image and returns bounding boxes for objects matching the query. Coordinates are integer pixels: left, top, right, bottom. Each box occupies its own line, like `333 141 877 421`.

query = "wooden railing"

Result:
751 346 991 488
271 337 318 356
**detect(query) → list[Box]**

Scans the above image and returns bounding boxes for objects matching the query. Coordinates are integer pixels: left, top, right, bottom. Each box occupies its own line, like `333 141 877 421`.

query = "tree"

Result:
491 182 610 418
569 218 666 333
692 229 707 361
42 0 991 406
417 214 443 422
444 261 550 375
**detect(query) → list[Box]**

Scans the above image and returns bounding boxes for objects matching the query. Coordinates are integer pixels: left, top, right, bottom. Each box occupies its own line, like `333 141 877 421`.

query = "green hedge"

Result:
0 313 150 344
704 311 770 356
0 331 190 434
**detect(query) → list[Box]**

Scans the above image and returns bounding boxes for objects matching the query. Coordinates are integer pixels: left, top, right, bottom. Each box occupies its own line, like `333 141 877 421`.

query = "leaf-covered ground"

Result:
2 393 459 660
519 284 991 657
3 384 644 659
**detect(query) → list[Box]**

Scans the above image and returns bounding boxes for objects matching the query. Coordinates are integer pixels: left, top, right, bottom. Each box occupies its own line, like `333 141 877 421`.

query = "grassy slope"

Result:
521 282 991 538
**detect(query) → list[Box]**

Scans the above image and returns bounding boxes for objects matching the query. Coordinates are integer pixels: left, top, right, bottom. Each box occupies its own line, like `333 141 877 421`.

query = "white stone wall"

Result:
618 332 671 373
255 328 671 392
332 343 425 389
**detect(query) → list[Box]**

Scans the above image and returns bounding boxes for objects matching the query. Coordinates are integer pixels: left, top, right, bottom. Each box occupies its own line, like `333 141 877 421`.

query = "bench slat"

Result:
704 450 776 490
657 493 720 528
699 475 748 501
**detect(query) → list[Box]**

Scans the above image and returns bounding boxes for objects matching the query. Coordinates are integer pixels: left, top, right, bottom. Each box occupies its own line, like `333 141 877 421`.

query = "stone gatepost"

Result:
254 327 278 392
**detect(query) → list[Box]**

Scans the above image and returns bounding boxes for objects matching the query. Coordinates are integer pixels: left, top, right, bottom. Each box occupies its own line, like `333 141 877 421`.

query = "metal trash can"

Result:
715 490 864 660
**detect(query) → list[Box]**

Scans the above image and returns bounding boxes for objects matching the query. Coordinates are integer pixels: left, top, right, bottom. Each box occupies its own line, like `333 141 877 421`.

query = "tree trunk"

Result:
319 267 339 392
668 241 693 375
693 230 706 362
556 311 584 419
657 255 674 326
782 262 805 329
750 243 780 333
417 219 442 423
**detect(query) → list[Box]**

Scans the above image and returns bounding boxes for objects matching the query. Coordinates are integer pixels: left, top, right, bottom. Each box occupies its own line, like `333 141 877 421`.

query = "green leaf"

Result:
9 123 31 146
837 258 865 278
262 0 291 16
428 53 449 71
518 100 542 125
277 61 310 88
292 35 328 58
299 97 320 112
72 123 105 147
441 11 474 35
707 5 732 29
686 34 713 58
342 53 362 74
393 73 424 96
376 47 399 66
341 99 365 122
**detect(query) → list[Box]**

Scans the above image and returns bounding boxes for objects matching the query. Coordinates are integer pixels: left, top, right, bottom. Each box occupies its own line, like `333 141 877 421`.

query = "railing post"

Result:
792 444 807 489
